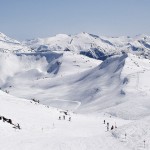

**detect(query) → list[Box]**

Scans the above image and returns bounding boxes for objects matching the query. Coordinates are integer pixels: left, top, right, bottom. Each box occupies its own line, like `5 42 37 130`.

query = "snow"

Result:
24 32 150 59
0 32 30 52
0 90 132 150
0 32 150 149
0 52 150 119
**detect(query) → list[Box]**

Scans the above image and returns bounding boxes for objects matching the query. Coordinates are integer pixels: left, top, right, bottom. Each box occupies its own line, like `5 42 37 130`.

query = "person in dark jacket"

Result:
107 122 109 131
69 117 71 121
104 120 105 124
111 125 114 130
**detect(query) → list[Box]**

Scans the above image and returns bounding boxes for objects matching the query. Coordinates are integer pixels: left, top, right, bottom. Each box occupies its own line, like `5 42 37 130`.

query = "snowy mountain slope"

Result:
0 90 133 150
1 51 150 119
23 32 116 60
1 32 150 150
0 32 30 53
0 31 150 60
1 73 150 150
0 51 100 84
0 51 100 111
1 88 150 150
24 32 150 60
101 34 150 58
112 116 150 150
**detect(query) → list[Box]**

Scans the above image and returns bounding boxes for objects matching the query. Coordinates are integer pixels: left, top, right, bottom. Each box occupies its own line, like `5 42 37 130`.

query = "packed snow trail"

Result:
0 91 132 150
0 115 131 150
1 88 150 150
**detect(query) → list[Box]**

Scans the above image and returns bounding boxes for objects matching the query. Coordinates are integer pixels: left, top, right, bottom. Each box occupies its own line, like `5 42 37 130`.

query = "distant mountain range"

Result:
1 32 150 60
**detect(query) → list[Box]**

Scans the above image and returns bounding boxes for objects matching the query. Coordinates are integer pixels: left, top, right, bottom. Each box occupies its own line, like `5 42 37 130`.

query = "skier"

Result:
125 133 127 139
58 116 61 120
63 115 65 120
143 140 146 148
111 125 114 130
107 122 109 131
104 120 105 124
69 117 71 121
107 122 109 127
17 123 21 129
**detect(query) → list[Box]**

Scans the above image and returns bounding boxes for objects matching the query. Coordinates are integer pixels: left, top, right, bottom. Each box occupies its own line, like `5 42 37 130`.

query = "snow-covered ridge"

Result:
0 32 20 43
24 32 150 60
0 32 30 53
0 31 150 60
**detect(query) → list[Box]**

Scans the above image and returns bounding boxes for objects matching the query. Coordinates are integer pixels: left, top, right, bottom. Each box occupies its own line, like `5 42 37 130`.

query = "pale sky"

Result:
0 0 150 40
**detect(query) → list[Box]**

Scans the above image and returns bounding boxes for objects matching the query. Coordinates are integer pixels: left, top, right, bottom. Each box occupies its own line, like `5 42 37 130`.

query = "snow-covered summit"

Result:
0 32 30 53
24 32 150 60
0 32 19 43
0 31 150 60
24 32 115 55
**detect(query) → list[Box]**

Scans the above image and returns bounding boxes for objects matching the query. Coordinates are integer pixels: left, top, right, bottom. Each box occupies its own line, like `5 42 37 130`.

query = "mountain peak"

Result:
0 32 29 53
0 32 6 37
77 32 90 36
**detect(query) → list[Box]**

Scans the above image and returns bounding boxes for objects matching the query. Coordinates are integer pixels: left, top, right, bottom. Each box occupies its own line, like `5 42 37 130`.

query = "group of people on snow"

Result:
58 110 72 121
103 119 117 131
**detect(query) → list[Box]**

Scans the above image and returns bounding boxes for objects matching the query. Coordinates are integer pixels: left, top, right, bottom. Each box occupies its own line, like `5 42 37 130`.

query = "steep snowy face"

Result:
0 51 100 89
24 32 116 60
0 32 20 43
66 53 150 119
1 31 150 60
102 34 150 58
24 34 72 52
0 32 30 53
24 32 150 60
104 54 150 119
0 52 64 85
